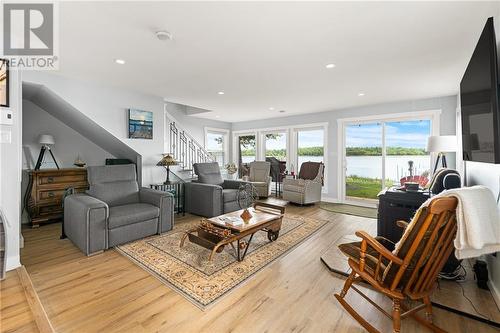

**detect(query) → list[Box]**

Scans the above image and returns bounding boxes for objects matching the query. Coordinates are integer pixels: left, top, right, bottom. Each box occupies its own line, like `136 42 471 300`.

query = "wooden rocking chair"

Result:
334 196 458 333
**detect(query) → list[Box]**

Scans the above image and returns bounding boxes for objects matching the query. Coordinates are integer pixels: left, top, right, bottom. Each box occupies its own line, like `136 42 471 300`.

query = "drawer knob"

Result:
47 177 54 183
48 192 55 197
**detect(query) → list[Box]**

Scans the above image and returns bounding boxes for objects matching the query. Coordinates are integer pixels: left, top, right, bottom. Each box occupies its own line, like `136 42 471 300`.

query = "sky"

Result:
346 120 431 148
129 109 153 122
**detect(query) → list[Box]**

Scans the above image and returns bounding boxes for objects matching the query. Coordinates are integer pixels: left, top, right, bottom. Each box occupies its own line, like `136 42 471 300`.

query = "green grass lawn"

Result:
346 176 385 199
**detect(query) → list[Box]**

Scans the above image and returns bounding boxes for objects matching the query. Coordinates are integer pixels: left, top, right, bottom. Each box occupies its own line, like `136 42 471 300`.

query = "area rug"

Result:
117 214 328 309
319 202 377 219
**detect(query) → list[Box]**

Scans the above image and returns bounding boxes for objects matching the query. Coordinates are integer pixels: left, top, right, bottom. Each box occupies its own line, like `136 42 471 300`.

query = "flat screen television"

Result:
461 17 500 164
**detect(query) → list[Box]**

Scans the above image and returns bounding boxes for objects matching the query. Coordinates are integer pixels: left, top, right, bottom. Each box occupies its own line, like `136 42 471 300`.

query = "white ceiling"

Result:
56 1 500 122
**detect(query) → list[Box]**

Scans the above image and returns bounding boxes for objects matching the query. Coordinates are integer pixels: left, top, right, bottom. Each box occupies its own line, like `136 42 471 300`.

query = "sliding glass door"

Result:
296 128 325 174
384 120 431 186
343 117 433 202
265 132 287 165
345 123 383 200
236 134 256 177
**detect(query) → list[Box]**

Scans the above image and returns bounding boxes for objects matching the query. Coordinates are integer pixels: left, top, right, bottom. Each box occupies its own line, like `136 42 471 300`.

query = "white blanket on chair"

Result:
434 186 500 259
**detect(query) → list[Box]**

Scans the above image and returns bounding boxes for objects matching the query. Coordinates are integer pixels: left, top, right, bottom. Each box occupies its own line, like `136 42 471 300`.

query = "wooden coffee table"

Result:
180 201 286 261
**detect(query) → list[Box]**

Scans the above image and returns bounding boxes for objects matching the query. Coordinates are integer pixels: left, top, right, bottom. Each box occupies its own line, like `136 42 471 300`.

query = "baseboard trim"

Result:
320 196 340 203
488 279 500 312
17 266 55 333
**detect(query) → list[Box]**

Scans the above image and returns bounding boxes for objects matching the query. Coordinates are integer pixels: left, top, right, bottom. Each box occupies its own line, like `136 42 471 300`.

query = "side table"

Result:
150 181 185 215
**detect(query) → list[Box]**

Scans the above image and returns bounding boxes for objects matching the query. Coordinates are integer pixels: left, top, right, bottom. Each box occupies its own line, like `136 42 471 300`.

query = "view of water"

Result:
242 155 430 181
347 155 430 181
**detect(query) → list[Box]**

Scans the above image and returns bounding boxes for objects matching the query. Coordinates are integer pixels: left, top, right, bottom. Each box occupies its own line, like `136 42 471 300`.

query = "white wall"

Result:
22 100 114 169
0 69 22 271
232 95 457 199
165 102 231 147
22 72 230 186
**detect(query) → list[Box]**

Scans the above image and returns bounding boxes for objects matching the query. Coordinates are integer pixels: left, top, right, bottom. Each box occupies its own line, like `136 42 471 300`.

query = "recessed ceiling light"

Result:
279 110 286 113
218 91 225 95
114 59 125 65
156 30 172 41
325 63 336 69
269 107 275 111
358 92 365 97
215 115 220 119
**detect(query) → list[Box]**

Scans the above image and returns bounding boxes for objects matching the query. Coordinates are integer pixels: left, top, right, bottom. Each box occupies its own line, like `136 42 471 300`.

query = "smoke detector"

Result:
156 31 172 41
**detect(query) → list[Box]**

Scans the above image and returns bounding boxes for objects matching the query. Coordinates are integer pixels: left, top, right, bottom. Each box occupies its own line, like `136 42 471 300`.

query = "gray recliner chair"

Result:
246 161 271 198
64 164 174 256
184 162 247 217
283 162 324 205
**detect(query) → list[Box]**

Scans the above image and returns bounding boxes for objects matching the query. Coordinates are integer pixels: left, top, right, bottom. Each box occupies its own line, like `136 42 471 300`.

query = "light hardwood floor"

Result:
1 270 39 333
3 204 499 332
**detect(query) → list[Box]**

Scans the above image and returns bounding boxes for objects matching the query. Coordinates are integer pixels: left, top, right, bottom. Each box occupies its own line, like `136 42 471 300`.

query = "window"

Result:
237 134 256 163
265 132 287 163
340 111 438 202
205 128 229 167
296 128 325 174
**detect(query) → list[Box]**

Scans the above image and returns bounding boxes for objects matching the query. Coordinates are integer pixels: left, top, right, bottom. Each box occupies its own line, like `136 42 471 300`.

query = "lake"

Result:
242 155 430 181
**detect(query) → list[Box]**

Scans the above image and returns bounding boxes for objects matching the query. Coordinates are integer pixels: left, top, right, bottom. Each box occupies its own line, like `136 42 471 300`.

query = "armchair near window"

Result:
247 161 271 198
64 164 174 256
184 162 248 217
283 162 324 204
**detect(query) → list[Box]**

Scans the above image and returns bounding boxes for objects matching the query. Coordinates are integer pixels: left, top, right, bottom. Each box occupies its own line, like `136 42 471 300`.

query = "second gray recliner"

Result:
184 162 248 217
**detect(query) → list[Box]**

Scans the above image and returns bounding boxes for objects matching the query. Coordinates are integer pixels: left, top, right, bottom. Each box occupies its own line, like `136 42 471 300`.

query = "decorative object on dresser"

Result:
34 134 59 170
26 168 88 228
73 155 86 167
426 135 457 174
156 153 177 183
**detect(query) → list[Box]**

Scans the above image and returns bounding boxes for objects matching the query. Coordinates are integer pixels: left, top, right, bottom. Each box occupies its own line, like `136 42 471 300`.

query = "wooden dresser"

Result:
26 168 88 228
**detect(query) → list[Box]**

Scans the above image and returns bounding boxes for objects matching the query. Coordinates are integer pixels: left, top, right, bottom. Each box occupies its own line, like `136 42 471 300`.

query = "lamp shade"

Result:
156 154 177 166
38 134 55 145
426 135 457 153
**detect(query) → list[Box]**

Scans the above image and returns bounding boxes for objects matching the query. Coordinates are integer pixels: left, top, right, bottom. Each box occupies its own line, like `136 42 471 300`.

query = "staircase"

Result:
168 121 214 180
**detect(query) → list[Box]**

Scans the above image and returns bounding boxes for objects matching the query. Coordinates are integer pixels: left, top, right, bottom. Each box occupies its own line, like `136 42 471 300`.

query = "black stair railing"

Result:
168 122 214 177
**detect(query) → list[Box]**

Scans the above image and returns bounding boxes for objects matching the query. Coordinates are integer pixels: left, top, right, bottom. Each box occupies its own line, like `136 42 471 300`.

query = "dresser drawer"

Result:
38 204 63 216
38 173 87 186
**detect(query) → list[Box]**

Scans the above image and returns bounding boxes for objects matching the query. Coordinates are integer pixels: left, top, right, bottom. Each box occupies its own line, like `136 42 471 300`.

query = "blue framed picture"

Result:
128 109 153 139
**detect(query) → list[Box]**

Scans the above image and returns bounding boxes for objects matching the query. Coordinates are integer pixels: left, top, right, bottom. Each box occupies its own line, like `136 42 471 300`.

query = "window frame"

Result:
204 127 230 167
232 122 329 192
337 110 441 206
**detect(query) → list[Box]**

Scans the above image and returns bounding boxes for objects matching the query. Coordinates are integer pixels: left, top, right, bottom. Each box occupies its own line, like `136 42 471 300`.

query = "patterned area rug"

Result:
117 214 328 309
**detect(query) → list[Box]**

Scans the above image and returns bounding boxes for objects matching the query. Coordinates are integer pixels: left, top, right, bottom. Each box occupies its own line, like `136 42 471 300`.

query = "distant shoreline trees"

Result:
240 146 426 157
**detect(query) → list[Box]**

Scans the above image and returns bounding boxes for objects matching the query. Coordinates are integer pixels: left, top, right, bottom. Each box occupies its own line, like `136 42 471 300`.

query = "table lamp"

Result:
426 135 457 174
35 134 59 170
157 154 178 183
